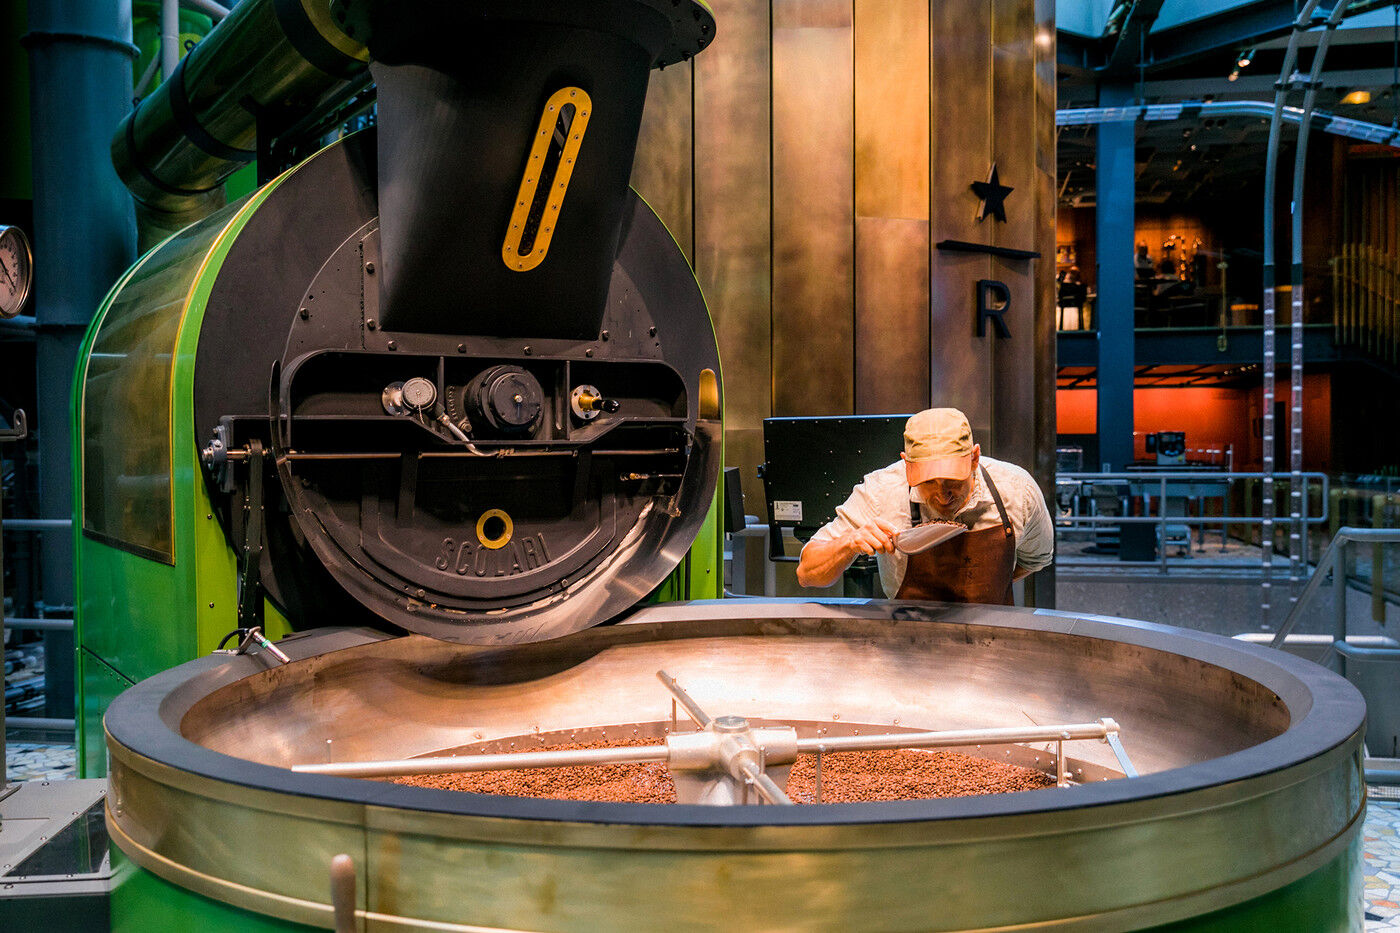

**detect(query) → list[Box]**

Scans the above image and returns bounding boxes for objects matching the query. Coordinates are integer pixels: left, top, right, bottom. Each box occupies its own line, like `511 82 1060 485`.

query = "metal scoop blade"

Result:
893 521 967 555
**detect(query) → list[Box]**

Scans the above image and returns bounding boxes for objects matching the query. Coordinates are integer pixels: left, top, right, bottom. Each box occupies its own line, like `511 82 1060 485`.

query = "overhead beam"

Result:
1142 1 1301 69
1100 0 1169 77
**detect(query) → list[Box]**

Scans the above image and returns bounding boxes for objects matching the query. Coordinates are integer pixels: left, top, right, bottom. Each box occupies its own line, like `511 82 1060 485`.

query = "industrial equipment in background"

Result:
1145 430 1187 466
0 226 33 320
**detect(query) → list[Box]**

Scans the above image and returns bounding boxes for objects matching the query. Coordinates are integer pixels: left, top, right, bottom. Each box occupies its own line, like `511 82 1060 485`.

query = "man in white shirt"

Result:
795 408 1054 604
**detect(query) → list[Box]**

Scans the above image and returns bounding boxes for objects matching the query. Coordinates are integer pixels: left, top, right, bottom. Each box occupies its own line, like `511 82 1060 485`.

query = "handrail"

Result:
1270 527 1400 649
1055 471 1330 576
1055 472 1330 527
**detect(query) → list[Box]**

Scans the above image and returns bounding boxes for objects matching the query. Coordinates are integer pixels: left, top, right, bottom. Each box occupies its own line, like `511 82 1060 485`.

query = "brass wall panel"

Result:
772 4 855 416
852 0 930 417
929 0 994 438
631 63 694 261
854 0 929 221
989 0 1040 471
855 217 930 414
694 0 772 514
777 0 853 29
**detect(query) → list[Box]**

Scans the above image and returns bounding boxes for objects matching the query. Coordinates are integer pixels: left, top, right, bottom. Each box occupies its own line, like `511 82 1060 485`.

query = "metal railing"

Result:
1055 471 1330 575
1270 527 1400 668
1329 488 1400 621
1 510 76 738
1334 243 1400 364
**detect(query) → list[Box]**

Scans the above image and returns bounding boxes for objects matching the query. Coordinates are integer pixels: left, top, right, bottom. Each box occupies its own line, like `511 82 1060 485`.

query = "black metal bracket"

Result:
0 409 26 443
937 240 1041 261
235 439 267 629
215 624 290 665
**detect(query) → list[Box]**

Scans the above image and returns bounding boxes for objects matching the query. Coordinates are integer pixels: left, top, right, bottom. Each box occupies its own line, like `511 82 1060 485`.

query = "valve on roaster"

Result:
382 377 437 416
383 376 473 443
570 384 620 421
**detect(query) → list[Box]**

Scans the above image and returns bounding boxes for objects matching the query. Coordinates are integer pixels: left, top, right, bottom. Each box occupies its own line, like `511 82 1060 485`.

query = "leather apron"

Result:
894 466 1017 605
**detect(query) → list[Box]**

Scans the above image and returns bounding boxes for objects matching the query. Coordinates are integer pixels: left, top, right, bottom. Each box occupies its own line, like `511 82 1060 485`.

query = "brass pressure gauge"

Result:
0 225 33 319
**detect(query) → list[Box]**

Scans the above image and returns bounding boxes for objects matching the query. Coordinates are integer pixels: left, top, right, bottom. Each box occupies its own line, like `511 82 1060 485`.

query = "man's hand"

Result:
797 518 898 587
847 517 898 556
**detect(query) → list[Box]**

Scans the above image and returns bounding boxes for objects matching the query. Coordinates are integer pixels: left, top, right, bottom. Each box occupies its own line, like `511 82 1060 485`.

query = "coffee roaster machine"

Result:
66 0 1368 929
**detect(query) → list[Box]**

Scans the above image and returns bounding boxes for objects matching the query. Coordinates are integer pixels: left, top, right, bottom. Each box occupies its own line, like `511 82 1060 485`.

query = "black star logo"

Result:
971 163 1014 224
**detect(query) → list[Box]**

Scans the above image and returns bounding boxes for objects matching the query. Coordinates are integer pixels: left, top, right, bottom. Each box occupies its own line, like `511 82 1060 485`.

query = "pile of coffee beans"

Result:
395 738 1056 803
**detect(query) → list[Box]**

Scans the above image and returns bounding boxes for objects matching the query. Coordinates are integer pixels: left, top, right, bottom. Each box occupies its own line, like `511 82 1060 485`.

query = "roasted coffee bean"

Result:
394 739 1056 803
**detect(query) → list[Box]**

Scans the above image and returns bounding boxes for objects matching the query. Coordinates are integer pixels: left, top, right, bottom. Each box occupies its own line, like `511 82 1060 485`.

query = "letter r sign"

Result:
976 280 1011 339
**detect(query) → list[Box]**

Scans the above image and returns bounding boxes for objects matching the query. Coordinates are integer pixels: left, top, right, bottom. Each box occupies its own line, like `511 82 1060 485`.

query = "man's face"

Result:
911 447 980 518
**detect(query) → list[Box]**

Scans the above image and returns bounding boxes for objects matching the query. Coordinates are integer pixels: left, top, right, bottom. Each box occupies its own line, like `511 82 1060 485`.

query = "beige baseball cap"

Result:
902 408 975 485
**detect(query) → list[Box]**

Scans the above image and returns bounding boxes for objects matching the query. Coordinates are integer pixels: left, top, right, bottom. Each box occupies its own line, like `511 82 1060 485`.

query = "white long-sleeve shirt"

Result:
802 455 1055 597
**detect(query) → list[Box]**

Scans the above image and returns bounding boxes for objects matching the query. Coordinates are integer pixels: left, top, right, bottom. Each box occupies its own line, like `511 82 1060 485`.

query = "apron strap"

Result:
981 465 1013 538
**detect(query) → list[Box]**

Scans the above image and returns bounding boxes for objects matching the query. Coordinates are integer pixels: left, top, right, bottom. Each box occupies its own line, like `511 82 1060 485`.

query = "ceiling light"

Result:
1228 69 1240 82
1237 48 1255 68
1341 90 1373 105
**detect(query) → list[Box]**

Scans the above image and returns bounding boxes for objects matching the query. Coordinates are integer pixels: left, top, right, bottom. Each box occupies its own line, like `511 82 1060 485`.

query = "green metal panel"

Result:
76 648 133 776
73 176 294 774
649 491 722 602
1145 833 1363 932
111 850 316 933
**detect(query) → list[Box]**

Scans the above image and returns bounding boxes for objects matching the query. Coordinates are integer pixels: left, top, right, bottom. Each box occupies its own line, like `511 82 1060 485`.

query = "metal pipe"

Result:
133 44 161 98
1262 0 1326 628
111 0 368 222
656 670 714 728
293 744 670 779
1104 732 1139 778
1375 494 1388 623
161 0 180 87
2 518 72 531
793 720 1117 755
0 409 27 784
5 618 73 632
1288 0 1355 604
1335 538 1348 671
1055 101 1400 148
183 0 230 21
7 717 75 731
735 759 794 806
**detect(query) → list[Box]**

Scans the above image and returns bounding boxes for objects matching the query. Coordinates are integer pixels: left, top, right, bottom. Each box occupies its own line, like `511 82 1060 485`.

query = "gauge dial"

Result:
0 225 33 319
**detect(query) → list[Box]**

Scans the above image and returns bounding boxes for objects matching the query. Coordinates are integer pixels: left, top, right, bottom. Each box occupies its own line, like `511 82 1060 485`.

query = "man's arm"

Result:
1012 477 1056 579
796 518 897 587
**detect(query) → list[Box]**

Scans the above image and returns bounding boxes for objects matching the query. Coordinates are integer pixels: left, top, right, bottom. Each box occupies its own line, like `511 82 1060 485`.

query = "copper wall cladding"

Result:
631 62 694 262
630 0 1054 546
772 0 854 416
854 0 930 416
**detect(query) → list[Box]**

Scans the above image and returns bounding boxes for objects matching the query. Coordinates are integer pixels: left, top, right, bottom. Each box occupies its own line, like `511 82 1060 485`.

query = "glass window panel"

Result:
81 208 234 563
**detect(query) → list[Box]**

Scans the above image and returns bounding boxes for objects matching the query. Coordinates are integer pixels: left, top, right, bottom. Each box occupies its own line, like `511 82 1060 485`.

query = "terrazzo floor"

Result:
1366 796 1400 930
11 741 1400 927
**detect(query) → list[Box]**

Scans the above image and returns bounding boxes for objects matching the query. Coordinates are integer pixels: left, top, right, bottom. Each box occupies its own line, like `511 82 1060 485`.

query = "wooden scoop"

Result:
893 521 967 555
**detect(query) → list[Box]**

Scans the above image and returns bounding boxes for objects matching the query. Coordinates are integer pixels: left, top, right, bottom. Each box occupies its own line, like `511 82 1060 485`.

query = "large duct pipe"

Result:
110 0 369 232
